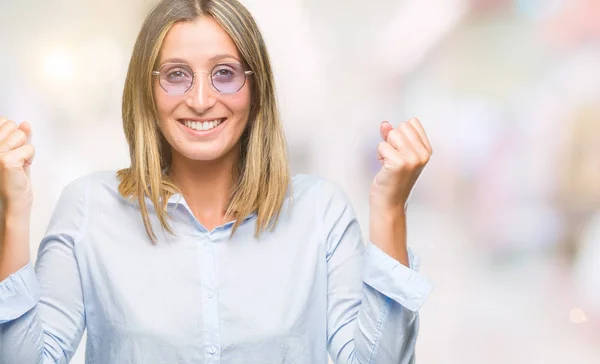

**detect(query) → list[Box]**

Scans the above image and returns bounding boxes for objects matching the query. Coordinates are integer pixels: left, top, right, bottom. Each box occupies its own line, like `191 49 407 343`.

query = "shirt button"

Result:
207 345 217 355
207 291 213 298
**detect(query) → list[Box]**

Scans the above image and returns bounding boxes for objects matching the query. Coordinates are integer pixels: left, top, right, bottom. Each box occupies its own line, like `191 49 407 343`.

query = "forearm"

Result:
0 288 47 364
350 285 420 364
330 244 430 364
369 208 409 267
0 207 31 281
324 179 433 364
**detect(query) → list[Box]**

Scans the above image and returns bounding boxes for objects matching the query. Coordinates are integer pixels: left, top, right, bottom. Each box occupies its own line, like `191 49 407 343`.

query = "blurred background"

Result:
1 0 599 362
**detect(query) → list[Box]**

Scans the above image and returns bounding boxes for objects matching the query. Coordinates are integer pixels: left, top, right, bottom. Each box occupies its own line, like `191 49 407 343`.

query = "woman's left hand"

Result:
370 117 432 214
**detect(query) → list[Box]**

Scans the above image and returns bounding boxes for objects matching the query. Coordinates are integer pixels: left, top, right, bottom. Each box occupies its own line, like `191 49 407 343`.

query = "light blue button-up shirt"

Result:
0 171 433 364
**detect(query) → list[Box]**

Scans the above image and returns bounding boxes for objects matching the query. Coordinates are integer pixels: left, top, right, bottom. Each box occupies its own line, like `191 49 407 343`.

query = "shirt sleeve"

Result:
319 179 434 364
0 262 40 324
0 176 89 364
363 243 434 312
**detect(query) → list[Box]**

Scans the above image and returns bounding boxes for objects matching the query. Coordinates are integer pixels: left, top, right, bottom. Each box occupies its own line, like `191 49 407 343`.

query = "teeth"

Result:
183 119 223 131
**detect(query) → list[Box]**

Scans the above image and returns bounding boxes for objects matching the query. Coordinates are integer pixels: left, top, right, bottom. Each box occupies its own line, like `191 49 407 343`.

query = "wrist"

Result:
369 209 409 266
0 208 31 281
370 204 406 222
1 207 31 241
1 201 32 220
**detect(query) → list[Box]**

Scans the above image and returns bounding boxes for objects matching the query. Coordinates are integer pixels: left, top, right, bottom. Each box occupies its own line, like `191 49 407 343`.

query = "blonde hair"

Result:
117 0 290 243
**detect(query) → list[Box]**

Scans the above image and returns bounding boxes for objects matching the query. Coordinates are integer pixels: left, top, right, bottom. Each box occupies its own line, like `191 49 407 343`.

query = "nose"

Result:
185 73 216 113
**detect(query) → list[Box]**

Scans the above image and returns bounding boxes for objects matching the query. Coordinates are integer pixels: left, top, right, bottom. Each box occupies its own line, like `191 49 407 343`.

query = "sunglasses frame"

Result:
152 62 253 95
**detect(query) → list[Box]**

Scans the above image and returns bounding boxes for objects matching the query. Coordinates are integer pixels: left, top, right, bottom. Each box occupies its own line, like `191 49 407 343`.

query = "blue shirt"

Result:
0 171 433 364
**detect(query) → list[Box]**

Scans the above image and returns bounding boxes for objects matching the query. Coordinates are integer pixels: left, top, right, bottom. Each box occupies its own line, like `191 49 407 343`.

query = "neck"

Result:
167 148 239 230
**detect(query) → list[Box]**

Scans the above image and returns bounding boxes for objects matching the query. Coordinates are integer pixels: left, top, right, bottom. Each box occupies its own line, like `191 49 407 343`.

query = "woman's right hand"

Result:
0 116 35 214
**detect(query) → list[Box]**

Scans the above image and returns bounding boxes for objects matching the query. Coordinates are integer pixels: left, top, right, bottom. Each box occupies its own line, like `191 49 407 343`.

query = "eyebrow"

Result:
209 53 241 63
160 54 241 65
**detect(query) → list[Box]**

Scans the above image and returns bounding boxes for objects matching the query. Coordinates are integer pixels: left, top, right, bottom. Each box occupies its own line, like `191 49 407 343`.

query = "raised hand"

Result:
368 117 432 266
370 117 432 213
0 116 35 213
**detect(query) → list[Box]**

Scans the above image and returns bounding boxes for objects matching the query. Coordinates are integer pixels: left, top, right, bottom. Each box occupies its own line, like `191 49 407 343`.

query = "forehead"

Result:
159 16 241 65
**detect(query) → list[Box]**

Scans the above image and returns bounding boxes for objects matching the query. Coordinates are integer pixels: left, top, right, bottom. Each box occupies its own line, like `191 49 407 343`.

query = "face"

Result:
154 16 252 163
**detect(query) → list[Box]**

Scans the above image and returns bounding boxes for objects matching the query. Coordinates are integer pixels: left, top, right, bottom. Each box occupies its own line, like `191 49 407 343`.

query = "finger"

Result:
0 144 35 169
21 144 35 179
385 129 419 163
0 119 18 143
22 144 36 168
398 122 431 162
377 141 385 162
407 117 432 154
18 121 32 140
0 116 8 127
377 141 403 167
0 129 27 152
380 121 394 141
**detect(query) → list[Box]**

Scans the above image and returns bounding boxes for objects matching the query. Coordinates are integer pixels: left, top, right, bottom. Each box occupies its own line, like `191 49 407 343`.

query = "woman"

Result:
0 0 434 363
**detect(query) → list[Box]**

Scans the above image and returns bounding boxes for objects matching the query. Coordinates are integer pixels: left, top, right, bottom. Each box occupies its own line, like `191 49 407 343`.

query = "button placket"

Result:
200 233 221 363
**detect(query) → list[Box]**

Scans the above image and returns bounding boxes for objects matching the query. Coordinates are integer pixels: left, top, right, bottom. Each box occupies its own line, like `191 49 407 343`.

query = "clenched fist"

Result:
0 116 35 213
370 117 432 213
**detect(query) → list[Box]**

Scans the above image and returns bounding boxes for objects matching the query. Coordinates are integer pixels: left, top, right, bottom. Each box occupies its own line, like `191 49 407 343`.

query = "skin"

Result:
0 118 33 280
369 118 432 267
154 16 252 230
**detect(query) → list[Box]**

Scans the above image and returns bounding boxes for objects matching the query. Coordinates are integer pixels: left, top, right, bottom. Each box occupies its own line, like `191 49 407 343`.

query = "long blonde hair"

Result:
117 0 290 243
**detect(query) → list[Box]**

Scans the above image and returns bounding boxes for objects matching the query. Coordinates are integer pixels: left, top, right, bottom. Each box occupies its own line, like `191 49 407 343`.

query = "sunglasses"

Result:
152 62 253 95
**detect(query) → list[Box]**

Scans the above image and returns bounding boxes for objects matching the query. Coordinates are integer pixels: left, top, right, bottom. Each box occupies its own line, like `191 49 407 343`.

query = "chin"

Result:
174 143 236 163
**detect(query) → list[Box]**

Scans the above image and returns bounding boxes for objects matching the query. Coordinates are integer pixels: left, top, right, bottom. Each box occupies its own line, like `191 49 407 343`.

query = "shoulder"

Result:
287 175 360 253
58 170 120 201
46 171 120 240
52 170 122 216
289 173 352 212
290 173 322 195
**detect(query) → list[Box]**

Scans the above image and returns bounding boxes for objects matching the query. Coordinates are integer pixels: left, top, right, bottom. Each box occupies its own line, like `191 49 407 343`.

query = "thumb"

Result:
380 121 394 141
18 121 32 141
14 144 35 168
17 122 33 178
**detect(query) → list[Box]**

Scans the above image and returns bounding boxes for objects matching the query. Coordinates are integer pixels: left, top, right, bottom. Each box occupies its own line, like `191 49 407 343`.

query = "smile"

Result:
178 118 226 131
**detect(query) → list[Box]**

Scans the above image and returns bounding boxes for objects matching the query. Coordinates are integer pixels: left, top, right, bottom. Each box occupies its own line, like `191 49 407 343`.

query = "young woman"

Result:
0 0 434 363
